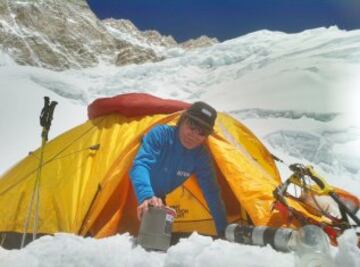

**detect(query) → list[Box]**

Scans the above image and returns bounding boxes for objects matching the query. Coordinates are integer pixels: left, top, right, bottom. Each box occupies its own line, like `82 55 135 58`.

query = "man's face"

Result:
178 117 209 149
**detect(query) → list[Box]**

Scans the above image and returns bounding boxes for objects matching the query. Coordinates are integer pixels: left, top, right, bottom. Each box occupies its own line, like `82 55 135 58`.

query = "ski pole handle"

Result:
40 96 50 127
40 96 58 141
46 100 58 130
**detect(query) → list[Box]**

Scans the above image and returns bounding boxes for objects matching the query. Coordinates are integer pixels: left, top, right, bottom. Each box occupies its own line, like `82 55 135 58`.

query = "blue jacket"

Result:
130 125 227 234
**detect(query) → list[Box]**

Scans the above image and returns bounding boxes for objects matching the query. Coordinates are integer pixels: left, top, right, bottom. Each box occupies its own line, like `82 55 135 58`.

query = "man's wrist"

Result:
139 194 155 204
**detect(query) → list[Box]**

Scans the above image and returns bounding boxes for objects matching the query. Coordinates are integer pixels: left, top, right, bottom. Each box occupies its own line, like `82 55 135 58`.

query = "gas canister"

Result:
137 206 177 251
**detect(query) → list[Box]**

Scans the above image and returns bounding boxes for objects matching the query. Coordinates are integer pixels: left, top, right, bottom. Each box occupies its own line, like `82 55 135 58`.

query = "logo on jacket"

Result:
177 170 191 177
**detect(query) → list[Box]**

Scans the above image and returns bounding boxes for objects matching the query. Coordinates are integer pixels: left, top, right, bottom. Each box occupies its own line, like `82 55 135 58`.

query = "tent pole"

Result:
78 184 102 236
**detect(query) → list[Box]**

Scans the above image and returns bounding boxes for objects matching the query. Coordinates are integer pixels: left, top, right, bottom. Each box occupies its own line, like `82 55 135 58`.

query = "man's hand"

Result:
137 196 164 220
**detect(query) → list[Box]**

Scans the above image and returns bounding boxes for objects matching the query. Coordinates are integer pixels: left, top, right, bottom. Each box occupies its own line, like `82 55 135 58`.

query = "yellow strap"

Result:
288 166 333 195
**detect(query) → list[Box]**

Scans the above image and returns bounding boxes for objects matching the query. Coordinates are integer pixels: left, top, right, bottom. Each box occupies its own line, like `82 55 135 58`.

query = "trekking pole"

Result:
21 97 57 248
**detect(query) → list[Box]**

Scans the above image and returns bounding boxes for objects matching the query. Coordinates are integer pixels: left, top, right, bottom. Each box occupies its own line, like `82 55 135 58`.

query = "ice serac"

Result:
0 0 217 70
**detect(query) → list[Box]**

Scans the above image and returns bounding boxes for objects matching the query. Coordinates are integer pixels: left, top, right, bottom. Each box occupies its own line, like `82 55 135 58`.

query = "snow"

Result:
0 231 358 267
104 23 169 55
0 26 359 265
335 230 360 267
0 66 86 171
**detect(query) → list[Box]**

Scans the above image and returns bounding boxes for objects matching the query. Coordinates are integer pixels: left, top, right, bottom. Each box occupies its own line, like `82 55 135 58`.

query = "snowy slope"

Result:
0 55 86 172
0 27 359 266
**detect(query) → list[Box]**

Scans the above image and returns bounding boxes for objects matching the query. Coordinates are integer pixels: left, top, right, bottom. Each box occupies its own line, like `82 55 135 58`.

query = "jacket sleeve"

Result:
195 147 228 235
129 126 163 204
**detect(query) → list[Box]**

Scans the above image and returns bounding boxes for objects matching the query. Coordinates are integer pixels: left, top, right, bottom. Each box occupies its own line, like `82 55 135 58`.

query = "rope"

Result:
0 123 102 197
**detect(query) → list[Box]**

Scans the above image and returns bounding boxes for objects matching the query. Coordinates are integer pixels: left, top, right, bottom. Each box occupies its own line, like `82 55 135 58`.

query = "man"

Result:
129 101 228 236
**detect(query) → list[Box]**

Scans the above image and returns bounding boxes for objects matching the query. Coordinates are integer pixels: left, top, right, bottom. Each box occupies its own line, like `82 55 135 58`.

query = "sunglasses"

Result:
186 117 212 136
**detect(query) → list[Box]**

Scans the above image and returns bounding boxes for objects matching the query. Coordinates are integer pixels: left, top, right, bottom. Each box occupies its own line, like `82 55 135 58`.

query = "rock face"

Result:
103 18 178 50
180 35 219 50
0 0 218 70
0 0 160 70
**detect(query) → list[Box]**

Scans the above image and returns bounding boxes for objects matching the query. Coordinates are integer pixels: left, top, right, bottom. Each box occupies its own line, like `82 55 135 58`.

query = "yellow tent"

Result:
0 93 285 248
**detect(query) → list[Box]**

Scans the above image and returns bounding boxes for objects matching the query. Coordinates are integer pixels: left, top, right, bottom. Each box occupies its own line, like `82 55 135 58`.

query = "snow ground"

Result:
0 231 359 267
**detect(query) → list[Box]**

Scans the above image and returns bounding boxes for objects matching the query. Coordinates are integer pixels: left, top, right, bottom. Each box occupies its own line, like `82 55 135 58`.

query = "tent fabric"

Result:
0 93 298 240
88 93 190 119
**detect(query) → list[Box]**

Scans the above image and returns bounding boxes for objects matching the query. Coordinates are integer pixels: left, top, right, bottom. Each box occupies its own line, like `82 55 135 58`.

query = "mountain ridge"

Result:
0 0 217 70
